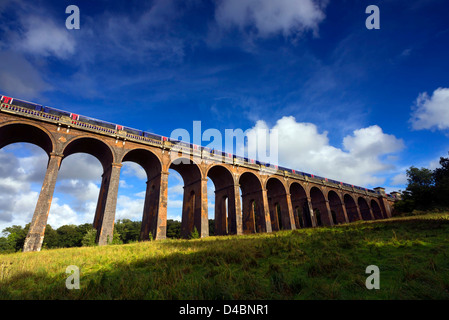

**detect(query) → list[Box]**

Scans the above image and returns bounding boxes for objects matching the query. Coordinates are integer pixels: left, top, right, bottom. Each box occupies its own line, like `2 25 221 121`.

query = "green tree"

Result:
434 154 449 207
208 219 215 236
1 225 28 252
109 229 123 245
0 237 12 253
82 228 98 247
404 166 435 210
57 224 82 248
43 224 59 249
189 226 200 239
166 220 181 239
115 219 140 243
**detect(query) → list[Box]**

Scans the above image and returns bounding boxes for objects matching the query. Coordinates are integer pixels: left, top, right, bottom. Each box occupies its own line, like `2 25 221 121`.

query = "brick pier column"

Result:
94 163 122 246
261 188 272 233
341 202 349 223
214 184 240 236
285 193 297 230
306 197 317 227
368 206 375 220
181 178 208 238
140 171 168 241
23 153 63 252
355 203 363 221
232 184 243 235
199 178 209 238
324 200 334 226
379 197 392 218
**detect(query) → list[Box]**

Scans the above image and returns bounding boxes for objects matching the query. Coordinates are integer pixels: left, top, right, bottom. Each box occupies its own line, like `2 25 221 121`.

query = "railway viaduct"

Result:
0 97 397 252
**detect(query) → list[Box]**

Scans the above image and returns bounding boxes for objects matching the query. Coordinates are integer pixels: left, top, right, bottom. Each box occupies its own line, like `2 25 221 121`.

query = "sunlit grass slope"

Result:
1 213 449 299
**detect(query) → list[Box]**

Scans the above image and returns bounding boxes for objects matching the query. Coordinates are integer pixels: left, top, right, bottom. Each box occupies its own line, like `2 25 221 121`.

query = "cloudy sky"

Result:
1 0 449 231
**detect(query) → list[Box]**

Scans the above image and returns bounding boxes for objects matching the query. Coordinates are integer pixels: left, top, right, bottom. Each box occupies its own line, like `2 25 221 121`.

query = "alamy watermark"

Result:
366 5 380 30
64 4 379 31
65 5 80 30
65 265 80 289
365 265 380 290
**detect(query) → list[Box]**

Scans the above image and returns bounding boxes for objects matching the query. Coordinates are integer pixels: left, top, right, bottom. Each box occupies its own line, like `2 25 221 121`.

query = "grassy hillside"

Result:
1 213 449 300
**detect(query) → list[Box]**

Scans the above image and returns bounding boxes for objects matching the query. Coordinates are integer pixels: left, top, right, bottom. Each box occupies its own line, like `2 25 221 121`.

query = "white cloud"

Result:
245 116 404 187
0 1 76 60
214 0 327 38
0 51 52 100
59 154 103 181
122 162 147 180
56 180 100 203
119 179 133 189
343 126 405 157
0 146 105 230
0 189 38 230
429 158 442 170
410 87 449 131
47 198 80 228
390 173 407 186
17 16 76 59
115 195 145 221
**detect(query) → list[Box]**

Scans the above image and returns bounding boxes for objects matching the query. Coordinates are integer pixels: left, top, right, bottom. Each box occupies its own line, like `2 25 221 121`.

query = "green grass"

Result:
1 213 449 299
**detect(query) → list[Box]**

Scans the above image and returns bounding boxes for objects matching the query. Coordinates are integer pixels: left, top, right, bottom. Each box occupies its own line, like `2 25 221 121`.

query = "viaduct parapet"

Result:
0 96 397 252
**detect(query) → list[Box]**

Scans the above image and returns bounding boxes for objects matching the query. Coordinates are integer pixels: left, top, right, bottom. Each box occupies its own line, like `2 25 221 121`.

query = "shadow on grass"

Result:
1 215 449 300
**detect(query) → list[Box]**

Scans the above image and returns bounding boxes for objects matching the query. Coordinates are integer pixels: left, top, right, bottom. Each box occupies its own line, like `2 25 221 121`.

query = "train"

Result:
1 95 380 194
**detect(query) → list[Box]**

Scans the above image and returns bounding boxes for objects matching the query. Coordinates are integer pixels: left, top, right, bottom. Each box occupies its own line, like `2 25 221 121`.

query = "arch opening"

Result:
371 199 383 219
266 177 290 231
344 194 360 222
119 149 164 241
61 137 118 244
0 143 48 246
50 153 104 241
62 137 114 172
169 157 205 238
239 172 265 234
328 191 347 225
0 123 54 157
290 182 311 228
358 197 372 221
310 187 332 226
207 165 237 236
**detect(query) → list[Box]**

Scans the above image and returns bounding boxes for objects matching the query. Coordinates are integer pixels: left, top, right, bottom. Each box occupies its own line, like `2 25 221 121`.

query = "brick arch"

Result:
168 156 203 183
62 135 116 172
358 197 373 220
1 121 58 252
370 199 383 219
206 163 235 188
328 190 347 224
168 157 206 238
119 148 164 241
61 136 120 246
121 148 162 180
0 120 55 156
290 182 312 228
238 170 263 193
206 164 238 235
310 186 332 226
266 177 291 231
238 171 268 234
344 193 360 222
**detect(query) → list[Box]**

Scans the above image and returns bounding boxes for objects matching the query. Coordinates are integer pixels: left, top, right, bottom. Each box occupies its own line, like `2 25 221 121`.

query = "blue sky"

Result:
1 0 449 231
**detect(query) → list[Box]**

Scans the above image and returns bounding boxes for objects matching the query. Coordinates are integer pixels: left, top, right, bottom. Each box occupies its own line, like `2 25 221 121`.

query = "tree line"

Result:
394 153 449 214
0 219 216 253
